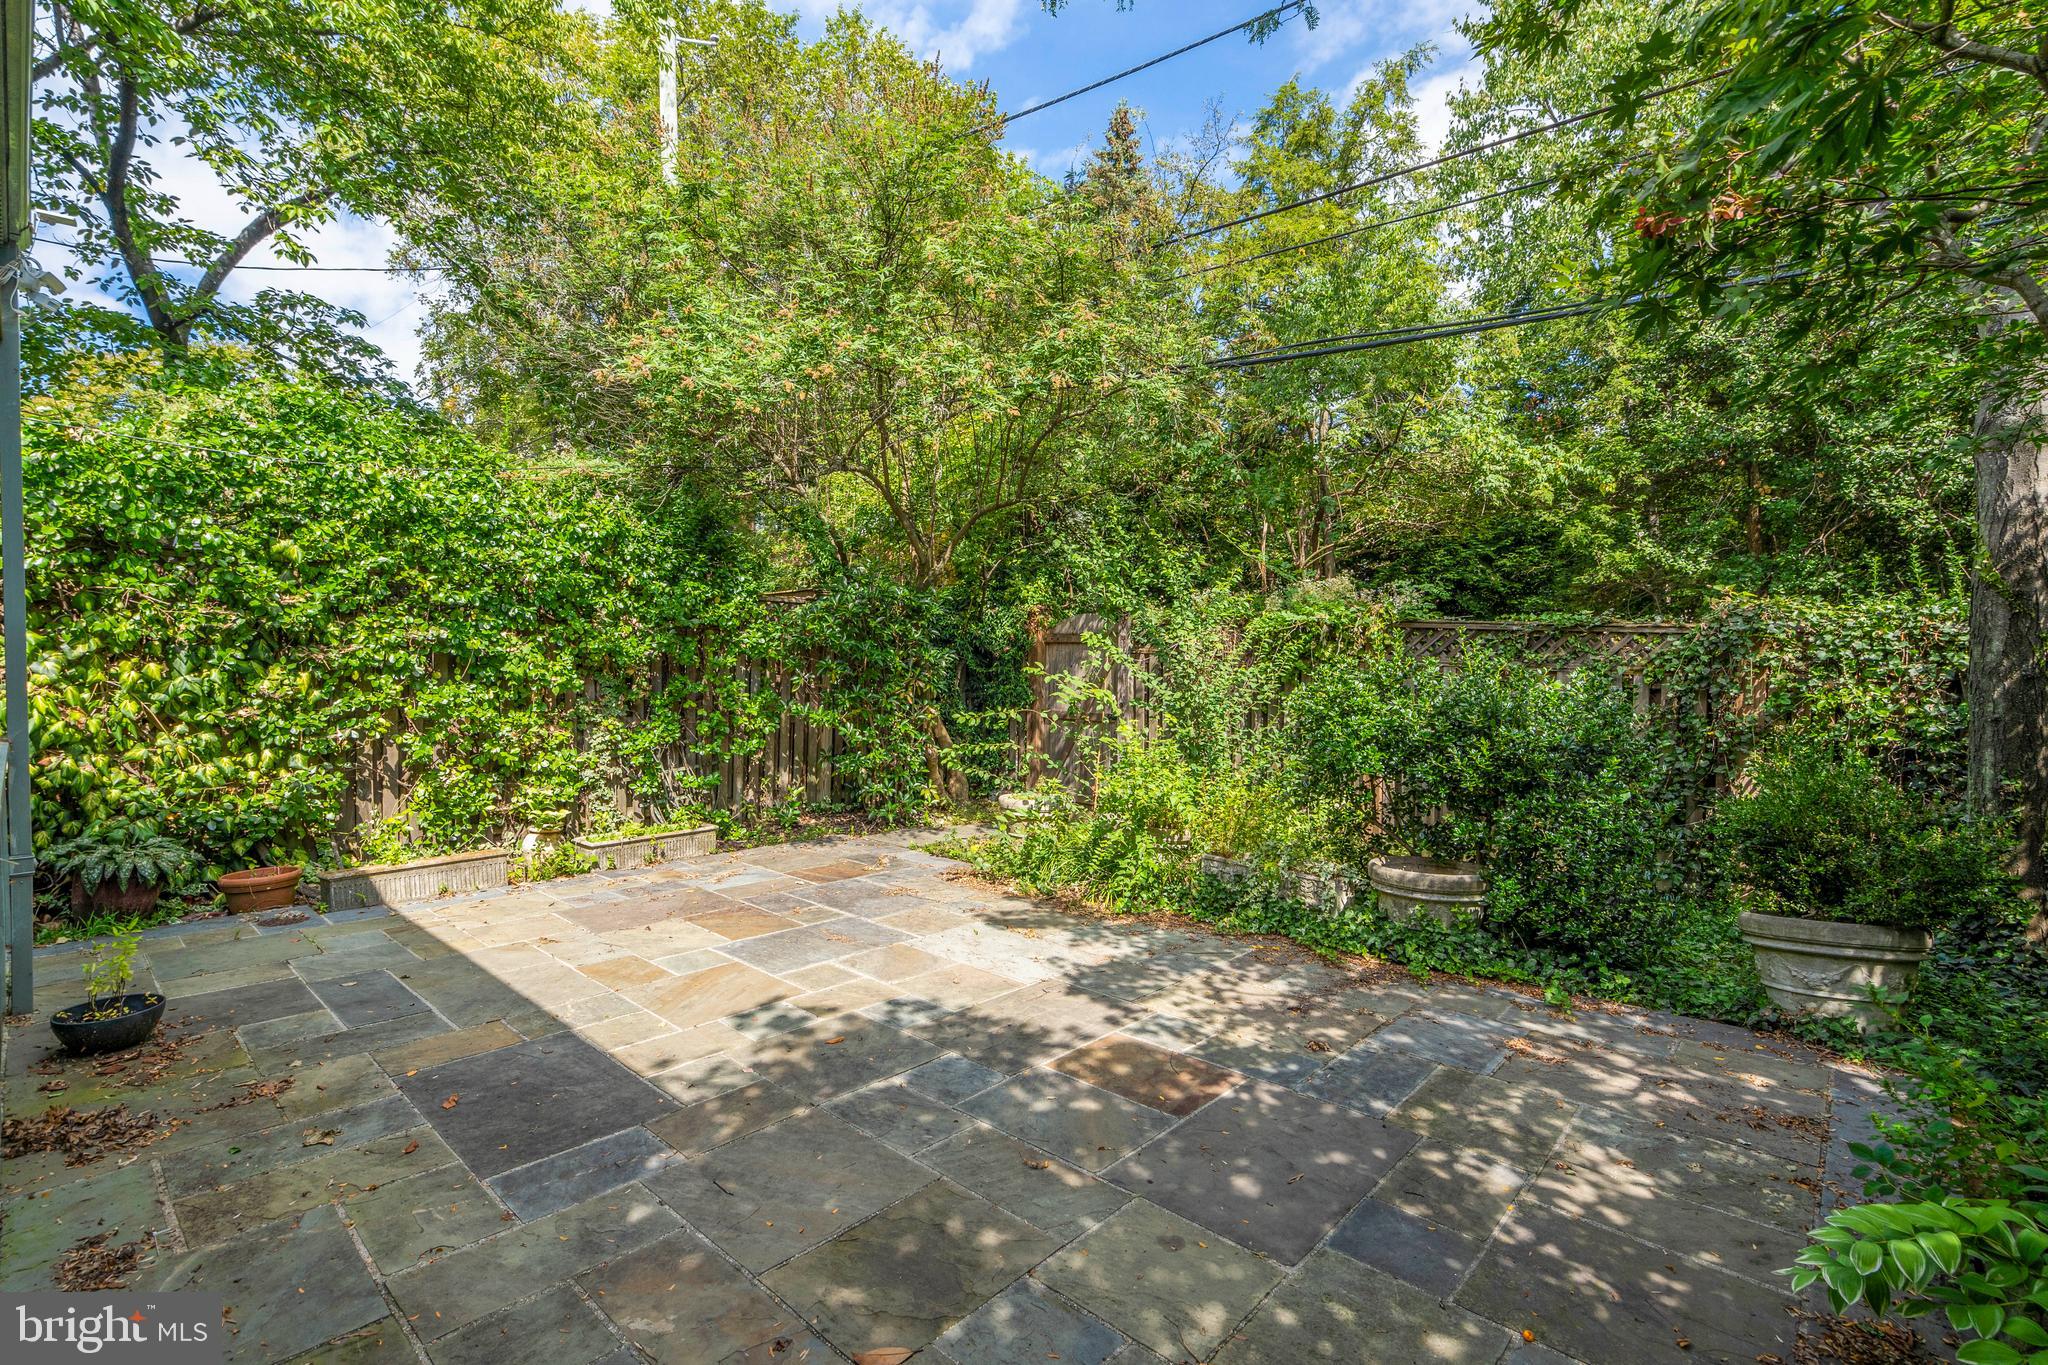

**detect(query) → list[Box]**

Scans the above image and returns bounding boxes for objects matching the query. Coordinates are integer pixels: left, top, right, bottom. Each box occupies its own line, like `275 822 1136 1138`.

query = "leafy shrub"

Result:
27 354 1011 870
1715 744 2015 931
42 822 195 897
1791 1195 2048 1364
79 927 146 1013
1290 643 1683 954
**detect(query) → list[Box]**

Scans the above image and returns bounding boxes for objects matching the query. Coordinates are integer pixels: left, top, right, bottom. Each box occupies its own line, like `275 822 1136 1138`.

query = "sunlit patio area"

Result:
4 832 1898 1364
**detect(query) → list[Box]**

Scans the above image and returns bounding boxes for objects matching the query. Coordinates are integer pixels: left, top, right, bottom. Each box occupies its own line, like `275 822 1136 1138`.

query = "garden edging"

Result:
318 849 511 911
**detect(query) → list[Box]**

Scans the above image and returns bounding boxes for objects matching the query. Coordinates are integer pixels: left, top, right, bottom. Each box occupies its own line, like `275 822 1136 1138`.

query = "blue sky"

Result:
803 0 1479 179
46 0 1480 383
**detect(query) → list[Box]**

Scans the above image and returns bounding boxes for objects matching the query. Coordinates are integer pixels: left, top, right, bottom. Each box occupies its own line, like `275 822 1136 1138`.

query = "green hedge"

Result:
21 355 988 873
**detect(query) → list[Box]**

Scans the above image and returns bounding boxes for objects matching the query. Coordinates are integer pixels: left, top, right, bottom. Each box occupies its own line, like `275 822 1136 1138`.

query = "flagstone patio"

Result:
3 830 1897 1363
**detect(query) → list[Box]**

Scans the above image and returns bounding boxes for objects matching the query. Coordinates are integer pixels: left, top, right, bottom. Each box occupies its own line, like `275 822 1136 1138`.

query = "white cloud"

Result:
1016 134 1096 179
1291 0 1475 73
1408 56 1473 152
831 0 1026 73
38 116 433 384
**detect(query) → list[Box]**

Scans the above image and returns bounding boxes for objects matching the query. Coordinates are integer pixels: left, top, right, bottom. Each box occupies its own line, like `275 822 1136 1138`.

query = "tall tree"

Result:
34 0 566 369
1171 58 1468 588
1476 0 2048 918
417 1 1195 588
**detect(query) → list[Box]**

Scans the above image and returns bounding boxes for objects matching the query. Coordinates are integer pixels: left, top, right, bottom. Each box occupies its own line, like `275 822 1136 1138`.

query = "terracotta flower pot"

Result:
217 864 304 915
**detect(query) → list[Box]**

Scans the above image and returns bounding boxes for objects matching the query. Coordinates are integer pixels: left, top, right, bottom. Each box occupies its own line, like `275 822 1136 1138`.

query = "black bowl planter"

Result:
49 993 167 1055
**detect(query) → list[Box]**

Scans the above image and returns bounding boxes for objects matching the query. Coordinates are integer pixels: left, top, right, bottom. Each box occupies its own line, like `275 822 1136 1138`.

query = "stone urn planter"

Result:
1737 910 1932 1029
1367 856 1487 926
218 864 304 915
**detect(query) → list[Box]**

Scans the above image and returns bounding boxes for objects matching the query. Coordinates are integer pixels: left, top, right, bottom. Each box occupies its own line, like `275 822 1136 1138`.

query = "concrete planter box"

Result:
1738 910 1931 1029
1198 853 1355 914
1367 856 1487 927
571 825 716 871
319 849 510 911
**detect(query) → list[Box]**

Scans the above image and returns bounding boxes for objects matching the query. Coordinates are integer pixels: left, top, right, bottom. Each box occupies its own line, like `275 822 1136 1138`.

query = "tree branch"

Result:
1874 10 2048 85
33 5 227 83
99 78 181 340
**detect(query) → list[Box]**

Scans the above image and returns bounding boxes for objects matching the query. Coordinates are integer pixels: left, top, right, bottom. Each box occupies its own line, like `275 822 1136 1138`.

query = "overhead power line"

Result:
1214 267 1816 369
962 0 1310 140
39 236 441 274
1173 176 1555 280
1211 299 1610 369
1162 67 1729 247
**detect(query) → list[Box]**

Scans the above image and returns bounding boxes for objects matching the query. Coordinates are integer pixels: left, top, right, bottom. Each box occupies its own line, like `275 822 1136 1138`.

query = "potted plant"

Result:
1717 746 2013 1027
43 822 195 917
49 928 165 1054
217 863 305 914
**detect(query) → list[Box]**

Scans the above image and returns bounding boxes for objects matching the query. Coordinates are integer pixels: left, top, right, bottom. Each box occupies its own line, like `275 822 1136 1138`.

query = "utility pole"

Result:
657 26 716 186
1 0 30 1012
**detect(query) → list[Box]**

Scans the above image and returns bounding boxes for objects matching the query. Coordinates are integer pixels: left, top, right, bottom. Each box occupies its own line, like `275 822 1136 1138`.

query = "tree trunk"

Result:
1965 350 2048 937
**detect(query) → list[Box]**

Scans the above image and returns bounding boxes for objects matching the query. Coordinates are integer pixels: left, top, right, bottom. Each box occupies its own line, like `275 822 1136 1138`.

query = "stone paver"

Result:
962 1066 1178 1171
764 1178 1057 1355
1107 1078 1418 1263
932 1278 1126 1365
1050 1033 1242 1116
151 1204 386 1364
578 1228 829 1363
391 1033 671 1176
1036 1199 1284 1361
640 1107 933 1271
5 829 1850 1363
1214 1251 1511 1364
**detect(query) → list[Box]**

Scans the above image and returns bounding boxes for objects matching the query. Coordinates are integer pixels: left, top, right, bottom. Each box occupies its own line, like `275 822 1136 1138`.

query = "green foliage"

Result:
23 352 763 870
1649 593 1972 799
1290 642 1682 955
23 350 1040 873
1790 1195 2048 1365
1715 744 2016 931
79 928 145 1014
41 822 195 896
34 0 569 378
516 842 599 883
420 1 1195 591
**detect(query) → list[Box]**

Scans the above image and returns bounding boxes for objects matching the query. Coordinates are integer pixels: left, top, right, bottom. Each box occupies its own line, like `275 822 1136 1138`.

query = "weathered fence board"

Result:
341 611 1704 830
340 652 838 840
1019 617 1699 795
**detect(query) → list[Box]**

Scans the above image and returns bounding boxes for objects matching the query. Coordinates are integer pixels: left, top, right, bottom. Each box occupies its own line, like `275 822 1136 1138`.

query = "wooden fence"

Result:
340 652 838 838
1018 615 1698 794
340 611 1701 830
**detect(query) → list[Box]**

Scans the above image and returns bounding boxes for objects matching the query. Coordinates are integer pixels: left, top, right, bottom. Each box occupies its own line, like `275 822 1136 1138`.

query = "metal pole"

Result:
2 0 31 1013
657 30 714 187
658 24 679 185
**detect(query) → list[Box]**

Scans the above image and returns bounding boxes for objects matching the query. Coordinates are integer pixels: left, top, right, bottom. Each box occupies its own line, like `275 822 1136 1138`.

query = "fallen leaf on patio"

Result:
1023 1158 1051 1170
302 1128 339 1147
824 1036 845 1045
402 1140 419 1155
442 1094 459 1109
